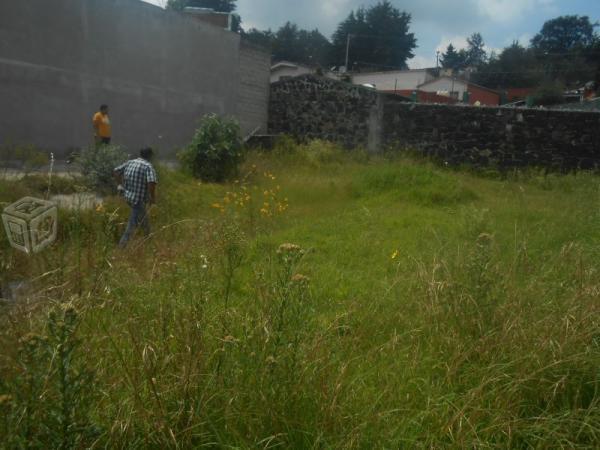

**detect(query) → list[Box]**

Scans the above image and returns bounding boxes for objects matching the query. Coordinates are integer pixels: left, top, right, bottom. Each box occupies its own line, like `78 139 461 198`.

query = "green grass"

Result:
1 144 599 448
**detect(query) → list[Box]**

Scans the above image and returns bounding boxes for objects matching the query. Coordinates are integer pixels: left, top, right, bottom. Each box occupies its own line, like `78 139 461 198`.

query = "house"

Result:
418 76 501 106
270 61 315 83
350 68 437 93
183 7 233 30
395 90 458 104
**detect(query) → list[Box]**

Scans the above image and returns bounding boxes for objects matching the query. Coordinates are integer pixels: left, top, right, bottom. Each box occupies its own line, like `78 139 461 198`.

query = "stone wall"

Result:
383 103 600 169
269 75 381 149
0 0 270 158
269 75 600 170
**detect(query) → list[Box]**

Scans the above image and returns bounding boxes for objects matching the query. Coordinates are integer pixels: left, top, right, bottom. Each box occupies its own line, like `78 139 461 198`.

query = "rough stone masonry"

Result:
269 75 600 170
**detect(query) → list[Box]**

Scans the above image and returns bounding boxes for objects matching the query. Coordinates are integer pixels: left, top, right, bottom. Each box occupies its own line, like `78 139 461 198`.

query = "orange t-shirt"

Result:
93 112 111 138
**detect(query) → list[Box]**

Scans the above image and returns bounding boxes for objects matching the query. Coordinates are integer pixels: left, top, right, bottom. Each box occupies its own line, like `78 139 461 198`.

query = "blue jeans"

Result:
119 202 150 248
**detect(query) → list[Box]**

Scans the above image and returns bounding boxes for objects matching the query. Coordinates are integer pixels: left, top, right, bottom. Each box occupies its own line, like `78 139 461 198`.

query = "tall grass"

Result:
1 141 599 448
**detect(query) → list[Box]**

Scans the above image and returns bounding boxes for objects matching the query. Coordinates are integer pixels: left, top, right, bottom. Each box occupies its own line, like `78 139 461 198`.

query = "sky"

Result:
143 0 600 69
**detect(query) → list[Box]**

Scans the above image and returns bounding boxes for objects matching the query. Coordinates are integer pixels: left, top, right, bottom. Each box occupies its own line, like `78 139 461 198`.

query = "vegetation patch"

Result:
0 142 599 448
349 163 478 206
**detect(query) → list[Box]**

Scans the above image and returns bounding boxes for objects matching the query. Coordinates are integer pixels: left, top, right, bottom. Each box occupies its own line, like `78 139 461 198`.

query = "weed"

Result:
1 144 599 448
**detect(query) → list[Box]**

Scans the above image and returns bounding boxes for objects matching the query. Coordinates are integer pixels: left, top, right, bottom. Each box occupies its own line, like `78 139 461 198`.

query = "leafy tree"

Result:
331 1 416 70
531 15 597 54
331 9 370 69
297 29 334 68
586 35 600 85
243 28 275 50
473 41 542 88
466 32 487 67
245 23 333 67
530 16 598 86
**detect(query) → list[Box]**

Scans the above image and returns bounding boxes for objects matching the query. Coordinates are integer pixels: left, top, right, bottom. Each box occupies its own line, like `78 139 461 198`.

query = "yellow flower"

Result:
211 203 222 209
391 250 399 260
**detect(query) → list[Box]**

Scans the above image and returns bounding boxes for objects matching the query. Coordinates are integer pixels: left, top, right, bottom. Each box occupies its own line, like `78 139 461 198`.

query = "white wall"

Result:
351 70 434 91
418 77 468 99
270 65 313 83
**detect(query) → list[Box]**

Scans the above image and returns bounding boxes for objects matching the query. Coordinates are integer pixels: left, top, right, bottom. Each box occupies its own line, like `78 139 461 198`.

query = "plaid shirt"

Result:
114 158 157 205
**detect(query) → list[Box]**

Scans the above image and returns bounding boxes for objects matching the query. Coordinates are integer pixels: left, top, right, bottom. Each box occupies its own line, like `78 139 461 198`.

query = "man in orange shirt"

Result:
92 104 112 146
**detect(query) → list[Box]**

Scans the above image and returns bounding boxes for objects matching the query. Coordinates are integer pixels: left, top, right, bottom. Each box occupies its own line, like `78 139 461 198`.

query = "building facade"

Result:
418 76 500 106
351 69 436 92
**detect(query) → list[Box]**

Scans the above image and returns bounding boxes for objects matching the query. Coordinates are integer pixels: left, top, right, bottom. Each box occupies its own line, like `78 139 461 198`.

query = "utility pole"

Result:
436 50 440 69
345 34 353 72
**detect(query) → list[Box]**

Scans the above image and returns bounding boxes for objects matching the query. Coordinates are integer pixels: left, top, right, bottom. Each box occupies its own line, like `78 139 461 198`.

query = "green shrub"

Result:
530 81 565 106
272 137 351 168
0 143 48 174
179 114 243 182
78 145 129 193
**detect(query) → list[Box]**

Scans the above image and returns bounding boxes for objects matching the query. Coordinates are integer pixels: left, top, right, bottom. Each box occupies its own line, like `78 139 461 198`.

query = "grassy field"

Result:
1 141 599 448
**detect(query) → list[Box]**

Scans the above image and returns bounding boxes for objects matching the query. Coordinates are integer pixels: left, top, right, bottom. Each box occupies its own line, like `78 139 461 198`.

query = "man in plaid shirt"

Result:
113 148 158 248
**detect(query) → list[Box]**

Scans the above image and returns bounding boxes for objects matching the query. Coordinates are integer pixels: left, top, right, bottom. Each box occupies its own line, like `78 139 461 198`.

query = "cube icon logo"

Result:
2 197 58 254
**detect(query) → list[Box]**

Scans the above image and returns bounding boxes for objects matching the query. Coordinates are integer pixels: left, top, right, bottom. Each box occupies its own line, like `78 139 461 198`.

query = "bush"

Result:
0 143 48 174
179 114 243 182
530 82 565 106
78 145 129 193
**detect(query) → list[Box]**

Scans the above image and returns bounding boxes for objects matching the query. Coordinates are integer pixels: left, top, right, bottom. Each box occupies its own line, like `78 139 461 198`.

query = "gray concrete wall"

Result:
0 0 269 158
237 40 271 136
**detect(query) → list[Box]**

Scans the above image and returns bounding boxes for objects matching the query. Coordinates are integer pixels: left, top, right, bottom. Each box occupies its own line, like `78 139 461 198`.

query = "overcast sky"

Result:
143 0 600 68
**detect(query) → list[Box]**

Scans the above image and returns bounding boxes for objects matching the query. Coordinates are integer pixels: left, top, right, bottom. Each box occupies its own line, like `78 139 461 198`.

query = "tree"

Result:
472 41 542 88
531 15 597 54
297 29 334 68
440 44 467 71
244 23 333 68
587 35 600 85
466 32 487 67
243 28 275 50
531 16 598 86
331 1 417 70
273 22 302 63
